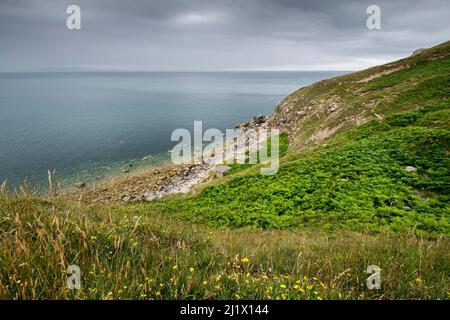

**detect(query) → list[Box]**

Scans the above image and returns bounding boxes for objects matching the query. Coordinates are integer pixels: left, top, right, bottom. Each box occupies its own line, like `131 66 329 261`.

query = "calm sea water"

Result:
0 71 346 188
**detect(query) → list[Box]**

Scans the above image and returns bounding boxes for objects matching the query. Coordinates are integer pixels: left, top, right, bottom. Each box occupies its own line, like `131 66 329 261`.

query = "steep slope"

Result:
149 104 449 235
268 41 450 150
143 41 450 236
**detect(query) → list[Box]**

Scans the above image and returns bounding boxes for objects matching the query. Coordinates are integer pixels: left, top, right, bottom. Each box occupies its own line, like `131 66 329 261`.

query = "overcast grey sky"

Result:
0 0 449 71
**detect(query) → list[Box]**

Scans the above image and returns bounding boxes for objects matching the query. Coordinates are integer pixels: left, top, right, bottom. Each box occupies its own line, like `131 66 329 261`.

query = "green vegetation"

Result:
225 132 289 175
0 42 449 299
147 103 449 235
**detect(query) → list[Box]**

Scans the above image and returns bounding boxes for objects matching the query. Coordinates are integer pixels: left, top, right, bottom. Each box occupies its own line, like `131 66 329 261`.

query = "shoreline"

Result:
62 162 210 204
62 115 271 204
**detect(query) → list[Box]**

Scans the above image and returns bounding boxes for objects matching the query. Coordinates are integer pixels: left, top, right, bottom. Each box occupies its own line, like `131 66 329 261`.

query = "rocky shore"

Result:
63 114 270 205
63 163 212 204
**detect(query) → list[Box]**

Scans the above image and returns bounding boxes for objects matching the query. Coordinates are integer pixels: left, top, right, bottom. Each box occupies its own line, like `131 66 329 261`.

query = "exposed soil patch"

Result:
355 66 406 83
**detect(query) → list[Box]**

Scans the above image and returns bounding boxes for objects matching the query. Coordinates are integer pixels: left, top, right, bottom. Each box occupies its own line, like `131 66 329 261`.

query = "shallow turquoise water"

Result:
0 71 346 188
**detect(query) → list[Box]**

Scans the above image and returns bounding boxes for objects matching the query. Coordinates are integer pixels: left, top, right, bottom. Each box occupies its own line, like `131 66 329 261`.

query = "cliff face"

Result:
268 41 450 150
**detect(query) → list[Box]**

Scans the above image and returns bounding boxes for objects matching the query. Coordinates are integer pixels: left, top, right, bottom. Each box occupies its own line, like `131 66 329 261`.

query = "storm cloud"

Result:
0 0 449 71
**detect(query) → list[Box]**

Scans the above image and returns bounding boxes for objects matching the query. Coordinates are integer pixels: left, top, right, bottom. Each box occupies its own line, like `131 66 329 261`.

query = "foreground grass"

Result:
0 195 448 300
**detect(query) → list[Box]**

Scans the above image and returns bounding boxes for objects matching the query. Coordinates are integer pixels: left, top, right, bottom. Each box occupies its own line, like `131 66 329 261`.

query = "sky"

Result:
0 0 449 72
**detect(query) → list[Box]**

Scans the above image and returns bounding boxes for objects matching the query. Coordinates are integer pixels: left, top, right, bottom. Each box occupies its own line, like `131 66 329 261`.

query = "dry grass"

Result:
0 193 448 300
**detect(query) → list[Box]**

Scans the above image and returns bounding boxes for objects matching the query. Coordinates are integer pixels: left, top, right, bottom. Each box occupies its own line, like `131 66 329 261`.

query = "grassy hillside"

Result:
143 42 450 236
0 42 449 300
145 103 449 235
269 41 450 150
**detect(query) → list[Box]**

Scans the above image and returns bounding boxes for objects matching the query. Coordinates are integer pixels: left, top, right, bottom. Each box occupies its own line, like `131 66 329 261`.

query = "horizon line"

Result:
0 69 356 74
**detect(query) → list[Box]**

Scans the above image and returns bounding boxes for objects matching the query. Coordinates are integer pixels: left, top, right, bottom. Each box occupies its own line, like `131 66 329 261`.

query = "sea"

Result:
0 71 346 189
